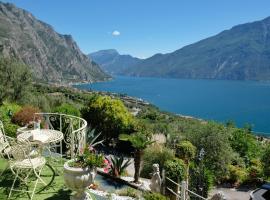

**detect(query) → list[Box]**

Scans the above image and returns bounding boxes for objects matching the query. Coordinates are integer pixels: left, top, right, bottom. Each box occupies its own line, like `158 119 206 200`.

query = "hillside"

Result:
0 2 109 83
89 49 141 75
122 16 270 80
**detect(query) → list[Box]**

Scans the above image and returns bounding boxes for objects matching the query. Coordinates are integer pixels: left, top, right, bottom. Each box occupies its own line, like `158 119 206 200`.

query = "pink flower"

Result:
88 145 95 153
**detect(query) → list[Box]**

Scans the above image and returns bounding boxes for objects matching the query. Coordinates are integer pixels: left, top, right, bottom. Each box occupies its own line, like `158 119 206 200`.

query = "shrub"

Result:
143 192 168 200
141 144 175 178
176 140 196 162
164 158 186 183
261 145 270 178
247 159 263 182
189 163 214 198
0 102 21 137
81 95 135 141
53 103 80 116
226 165 248 185
229 129 262 164
117 188 140 198
11 106 40 126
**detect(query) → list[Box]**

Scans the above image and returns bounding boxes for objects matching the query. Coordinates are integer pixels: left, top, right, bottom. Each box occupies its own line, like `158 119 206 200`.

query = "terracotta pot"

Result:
64 160 96 200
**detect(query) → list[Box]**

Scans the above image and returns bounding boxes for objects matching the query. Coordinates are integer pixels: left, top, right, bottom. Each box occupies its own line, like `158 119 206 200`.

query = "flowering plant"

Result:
69 145 105 169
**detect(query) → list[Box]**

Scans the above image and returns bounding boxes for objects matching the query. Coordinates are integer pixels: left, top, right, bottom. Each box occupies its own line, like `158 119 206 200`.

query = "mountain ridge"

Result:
91 16 270 80
0 2 109 83
88 49 141 75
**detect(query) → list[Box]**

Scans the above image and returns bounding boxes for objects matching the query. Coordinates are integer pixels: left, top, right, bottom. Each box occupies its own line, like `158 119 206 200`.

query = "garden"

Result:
0 58 270 199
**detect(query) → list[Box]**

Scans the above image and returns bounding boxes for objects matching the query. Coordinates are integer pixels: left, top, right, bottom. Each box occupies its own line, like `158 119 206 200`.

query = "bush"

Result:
189 163 214 198
53 103 80 116
226 165 248 185
0 102 21 137
247 159 263 183
164 158 186 183
81 95 134 141
143 192 168 200
261 145 270 178
117 188 140 198
229 129 262 164
141 144 175 178
11 106 40 126
176 140 196 162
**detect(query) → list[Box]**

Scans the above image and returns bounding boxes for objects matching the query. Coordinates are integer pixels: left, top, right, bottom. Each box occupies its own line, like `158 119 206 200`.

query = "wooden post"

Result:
176 179 180 200
162 169 166 195
181 181 186 200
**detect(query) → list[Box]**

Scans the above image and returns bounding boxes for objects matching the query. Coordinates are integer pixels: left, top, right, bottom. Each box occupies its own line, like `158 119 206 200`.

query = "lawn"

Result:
0 158 72 199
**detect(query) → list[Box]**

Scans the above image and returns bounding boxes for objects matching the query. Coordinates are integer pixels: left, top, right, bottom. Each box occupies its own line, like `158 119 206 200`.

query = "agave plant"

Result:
109 155 132 177
86 128 104 148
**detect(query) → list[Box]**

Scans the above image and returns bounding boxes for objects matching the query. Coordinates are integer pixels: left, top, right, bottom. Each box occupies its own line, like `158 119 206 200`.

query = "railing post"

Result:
161 169 166 195
60 114 62 133
175 179 180 200
181 181 186 200
71 118 74 158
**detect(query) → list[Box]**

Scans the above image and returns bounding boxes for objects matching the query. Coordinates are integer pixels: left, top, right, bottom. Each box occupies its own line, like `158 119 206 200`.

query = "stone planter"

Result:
64 160 97 200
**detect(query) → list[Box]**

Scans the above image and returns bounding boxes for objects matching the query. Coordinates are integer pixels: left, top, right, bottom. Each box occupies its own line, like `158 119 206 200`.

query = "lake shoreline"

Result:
73 75 270 135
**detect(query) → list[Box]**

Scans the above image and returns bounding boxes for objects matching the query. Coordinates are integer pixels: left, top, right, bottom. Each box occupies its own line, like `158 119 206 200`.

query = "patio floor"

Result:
0 158 73 200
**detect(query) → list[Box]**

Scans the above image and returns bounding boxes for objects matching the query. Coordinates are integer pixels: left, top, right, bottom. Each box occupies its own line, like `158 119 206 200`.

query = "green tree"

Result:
182 122 234 181
262 145 270 178
119 132 153 183
0 58 32 104
229 128 261 164
141 144 175 178
164 158 186 192
176 140 196 186
81 95 134 141
53 103 80 116
189 163 213 198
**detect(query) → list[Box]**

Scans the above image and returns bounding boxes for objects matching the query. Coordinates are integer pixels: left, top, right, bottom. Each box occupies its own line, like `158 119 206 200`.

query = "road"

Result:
210 187 251 200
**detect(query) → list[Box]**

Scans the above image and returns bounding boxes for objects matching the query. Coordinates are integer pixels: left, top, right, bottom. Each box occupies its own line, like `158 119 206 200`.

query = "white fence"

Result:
163 172 208 200
34 113 87 158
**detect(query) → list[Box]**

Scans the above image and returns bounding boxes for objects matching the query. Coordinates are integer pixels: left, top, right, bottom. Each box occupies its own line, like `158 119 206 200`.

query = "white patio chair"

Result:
5 137 46 200
0 120 10 157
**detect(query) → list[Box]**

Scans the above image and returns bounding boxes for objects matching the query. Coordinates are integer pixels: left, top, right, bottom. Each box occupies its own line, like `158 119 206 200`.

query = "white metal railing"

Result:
34 113 87 158
165 177 208 200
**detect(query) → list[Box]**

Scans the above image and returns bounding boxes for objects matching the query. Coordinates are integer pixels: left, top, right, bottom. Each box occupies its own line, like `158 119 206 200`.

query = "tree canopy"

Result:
81 95 135 141
0 58 32 104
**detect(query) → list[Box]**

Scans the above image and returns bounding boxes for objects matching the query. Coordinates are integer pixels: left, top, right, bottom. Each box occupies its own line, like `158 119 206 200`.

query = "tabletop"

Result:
17 129 64 144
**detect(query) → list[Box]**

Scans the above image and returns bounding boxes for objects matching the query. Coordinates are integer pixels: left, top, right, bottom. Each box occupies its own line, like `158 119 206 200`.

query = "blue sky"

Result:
2 0 270 58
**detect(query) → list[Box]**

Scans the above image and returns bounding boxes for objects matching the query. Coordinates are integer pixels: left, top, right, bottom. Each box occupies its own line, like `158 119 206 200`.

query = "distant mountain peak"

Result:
89 49 141 75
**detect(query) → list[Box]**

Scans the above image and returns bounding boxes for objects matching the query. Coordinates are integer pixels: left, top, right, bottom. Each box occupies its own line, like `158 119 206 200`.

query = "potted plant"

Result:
64 145 105 200
64 146 105 200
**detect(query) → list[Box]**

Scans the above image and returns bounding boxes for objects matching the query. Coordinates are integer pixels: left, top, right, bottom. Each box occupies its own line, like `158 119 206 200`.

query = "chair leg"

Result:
8 169 19 199
30 166 46 200
30 178 39 200
33 166 46 186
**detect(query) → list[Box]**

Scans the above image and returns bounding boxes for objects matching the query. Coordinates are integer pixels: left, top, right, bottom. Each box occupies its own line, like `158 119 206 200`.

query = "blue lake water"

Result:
75 76 270 135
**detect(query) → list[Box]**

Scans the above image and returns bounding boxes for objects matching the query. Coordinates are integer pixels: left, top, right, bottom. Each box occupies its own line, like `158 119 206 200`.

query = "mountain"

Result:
0 2 109 83
89 49 141 75
123 16 270 80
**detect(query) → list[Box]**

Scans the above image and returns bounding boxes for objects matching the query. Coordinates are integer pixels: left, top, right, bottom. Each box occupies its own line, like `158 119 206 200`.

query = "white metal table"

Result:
17 129 63 144
17 129 64 157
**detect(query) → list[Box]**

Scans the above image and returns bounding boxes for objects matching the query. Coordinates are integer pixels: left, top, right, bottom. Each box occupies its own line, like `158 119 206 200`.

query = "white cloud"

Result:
112 30 120 36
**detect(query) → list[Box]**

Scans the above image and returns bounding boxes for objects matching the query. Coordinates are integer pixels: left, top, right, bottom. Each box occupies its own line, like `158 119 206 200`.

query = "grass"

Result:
0 158 72 200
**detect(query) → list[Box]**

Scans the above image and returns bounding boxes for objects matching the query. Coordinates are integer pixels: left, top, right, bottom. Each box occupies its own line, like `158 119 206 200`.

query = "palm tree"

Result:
119 132 153 183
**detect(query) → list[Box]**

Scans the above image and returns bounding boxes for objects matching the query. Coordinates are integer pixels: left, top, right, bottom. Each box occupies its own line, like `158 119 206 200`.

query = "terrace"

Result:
0 113 144 200
0 111 213 200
